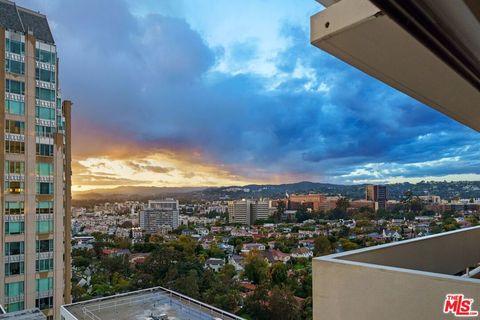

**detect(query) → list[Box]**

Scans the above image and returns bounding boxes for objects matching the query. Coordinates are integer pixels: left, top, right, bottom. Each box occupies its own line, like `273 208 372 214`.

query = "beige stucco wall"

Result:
341 227 480 274
313 258 480 320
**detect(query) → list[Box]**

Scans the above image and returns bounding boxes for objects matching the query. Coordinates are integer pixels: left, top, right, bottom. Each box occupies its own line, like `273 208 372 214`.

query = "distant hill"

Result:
73 186 206 201
72 180 480 204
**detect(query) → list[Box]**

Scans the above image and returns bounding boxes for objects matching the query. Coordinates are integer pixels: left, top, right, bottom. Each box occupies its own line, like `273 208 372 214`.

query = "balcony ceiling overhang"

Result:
311 0 480 131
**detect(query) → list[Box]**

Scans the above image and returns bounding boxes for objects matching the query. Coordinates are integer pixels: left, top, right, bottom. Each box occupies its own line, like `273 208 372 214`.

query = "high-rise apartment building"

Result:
365 185 387 210
228 200 269 225
0 1 72 319
139 199 179 234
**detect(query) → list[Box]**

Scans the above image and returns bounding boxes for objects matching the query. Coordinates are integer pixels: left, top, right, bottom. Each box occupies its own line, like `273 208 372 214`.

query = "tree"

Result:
328 198 350 220
120 221 133 228
409 197 424 213
339 238 360 251
244 284 270 320
336 197 350 211
295 205 310 223
268 286 301 320
276 200 286 222
173 269 200 299
244 251 269 284
270 262 288 285
208 244 226 259
313 236 332 256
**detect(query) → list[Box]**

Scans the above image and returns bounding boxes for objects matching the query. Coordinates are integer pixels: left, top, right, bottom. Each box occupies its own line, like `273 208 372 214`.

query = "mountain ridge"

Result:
72 180 480 202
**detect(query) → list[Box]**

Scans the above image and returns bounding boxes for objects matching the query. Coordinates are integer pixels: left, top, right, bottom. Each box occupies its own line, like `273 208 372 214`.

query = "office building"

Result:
228 199 269 225
251 200 269 222
0 1 72 319
139 199 179 234
365 185 387 210
286 193 335 212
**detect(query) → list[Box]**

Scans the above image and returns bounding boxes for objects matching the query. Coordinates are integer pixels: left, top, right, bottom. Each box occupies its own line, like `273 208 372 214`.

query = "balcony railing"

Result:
5 294 24 304
37 176 54 183
5 133 25 142
36 118 56 128
6 92 24 102
36 99 55 108
36 214 54 221
37 290 53 299
5 52 24 62
5 174 25 182
35 80 56 91
36 252 54 260
35 61 55 72
4 215 24 222
4 254 25 263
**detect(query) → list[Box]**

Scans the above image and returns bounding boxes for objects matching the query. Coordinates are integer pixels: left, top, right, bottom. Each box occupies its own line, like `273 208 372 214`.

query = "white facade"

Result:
139 199 179 234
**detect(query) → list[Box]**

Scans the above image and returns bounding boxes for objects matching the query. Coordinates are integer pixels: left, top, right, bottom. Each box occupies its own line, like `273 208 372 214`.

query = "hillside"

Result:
72 180 480 204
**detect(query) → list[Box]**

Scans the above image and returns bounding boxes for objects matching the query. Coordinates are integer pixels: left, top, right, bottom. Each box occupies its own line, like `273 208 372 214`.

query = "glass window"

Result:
36 278 53 293
36 239 53 253
5 201 24 215
5 160 25 174
36 144 54 156
36 296 53 310
6 221 24 235
36 49 56 64
36 106 56 120
5 99 25 115
6 39 25 55
35 68 55 83
35 87 56 101
6 60 24 75
5 302 24 312
5 79 25 95
37 201 54 214
35 125 54 137
5 281 24 297
5 120 25 134
36 220 53 234
5 141 25 154
36 162 53 176
5 262 24 276
36 258 53 272
5 181 24 194
5 241 24 256
36 182 53 195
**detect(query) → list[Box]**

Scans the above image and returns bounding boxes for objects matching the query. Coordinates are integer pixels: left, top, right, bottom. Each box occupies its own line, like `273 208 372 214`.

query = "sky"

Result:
16 0 480 192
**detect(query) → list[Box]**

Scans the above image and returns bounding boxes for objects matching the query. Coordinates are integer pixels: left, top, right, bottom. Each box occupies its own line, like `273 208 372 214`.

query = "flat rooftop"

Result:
61 286 243 320
0 308 46 320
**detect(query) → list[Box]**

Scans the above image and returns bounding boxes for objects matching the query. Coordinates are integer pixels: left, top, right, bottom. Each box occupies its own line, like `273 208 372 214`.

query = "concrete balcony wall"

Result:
313 226 480 320
340 226 480 274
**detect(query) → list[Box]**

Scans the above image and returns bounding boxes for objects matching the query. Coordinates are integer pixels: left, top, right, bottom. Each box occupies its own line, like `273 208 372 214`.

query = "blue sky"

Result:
17 0 480 190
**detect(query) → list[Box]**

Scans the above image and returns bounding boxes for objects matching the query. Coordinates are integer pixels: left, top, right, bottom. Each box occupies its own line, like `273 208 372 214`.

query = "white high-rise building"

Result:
139 199 179 234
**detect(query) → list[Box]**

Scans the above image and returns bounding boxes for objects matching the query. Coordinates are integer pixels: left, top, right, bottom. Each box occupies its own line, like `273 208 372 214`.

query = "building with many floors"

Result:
139 199 180 234
0 1 72 319
365 185 387 210
228 199 269 225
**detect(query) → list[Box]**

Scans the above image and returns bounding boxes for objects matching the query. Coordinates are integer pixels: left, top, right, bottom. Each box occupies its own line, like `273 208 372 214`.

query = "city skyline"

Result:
15 0 480 192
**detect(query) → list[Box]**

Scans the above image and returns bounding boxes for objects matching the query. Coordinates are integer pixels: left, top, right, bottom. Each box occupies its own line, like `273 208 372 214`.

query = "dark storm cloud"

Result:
17 0 480 183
